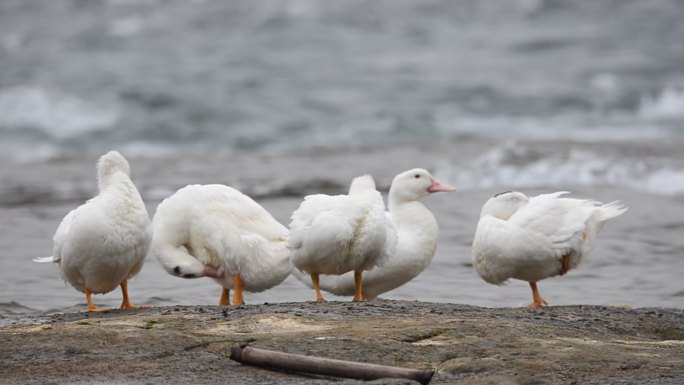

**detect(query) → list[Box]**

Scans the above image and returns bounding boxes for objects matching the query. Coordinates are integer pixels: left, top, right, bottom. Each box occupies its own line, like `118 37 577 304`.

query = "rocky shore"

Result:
1 300 683 384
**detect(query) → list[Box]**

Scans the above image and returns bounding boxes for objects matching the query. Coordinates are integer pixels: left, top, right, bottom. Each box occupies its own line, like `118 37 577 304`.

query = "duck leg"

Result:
311 273 325 302
119 280 149 310
232 274 245 306
353 271 366 302
219 287 231 306
85 288 110 313
527 282 548 308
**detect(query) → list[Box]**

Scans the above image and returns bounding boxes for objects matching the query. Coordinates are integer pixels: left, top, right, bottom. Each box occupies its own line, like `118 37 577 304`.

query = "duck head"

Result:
390 168 455 202
480 191 529 220
97 150 131 190
348 174 377 195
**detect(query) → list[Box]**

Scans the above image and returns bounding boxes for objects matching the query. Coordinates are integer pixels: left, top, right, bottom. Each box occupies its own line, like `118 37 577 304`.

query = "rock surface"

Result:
1 300 683 384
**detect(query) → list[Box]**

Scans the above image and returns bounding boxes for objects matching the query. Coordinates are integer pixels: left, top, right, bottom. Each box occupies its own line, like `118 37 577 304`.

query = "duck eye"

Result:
414 174 420 179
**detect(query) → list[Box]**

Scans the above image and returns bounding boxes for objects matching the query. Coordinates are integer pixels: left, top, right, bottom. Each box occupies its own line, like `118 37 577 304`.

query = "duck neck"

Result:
388 195 438 237
102 173 139 198
100 173 147 217
387 195 439 274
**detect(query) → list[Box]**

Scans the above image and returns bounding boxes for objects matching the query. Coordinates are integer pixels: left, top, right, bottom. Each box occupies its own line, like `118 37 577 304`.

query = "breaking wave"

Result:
638 87 684 121
437 141 684 197
0 86 119 139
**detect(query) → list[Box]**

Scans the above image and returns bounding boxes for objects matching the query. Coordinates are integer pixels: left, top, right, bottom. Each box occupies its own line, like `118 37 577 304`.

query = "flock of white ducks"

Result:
35 151 626 311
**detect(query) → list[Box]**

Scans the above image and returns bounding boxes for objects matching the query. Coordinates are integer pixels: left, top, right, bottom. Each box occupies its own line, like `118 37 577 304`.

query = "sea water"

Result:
1 0 683 317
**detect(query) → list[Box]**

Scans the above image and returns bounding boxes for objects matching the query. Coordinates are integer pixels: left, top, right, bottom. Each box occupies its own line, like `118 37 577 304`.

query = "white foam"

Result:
0 142 60 163
0 86 119 139
638 87 684 120
590 73 620 94
434 108 671 142
639 169 684 196
436 142 684 197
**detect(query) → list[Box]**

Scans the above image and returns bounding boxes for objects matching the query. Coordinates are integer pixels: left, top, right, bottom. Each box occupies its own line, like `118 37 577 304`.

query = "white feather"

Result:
32 256 56 263
151 184 292 293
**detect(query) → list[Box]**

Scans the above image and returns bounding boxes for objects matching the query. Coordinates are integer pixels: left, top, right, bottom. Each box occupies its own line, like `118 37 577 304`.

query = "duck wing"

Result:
38 207 78 264
288 194 359 268
508 192 592 254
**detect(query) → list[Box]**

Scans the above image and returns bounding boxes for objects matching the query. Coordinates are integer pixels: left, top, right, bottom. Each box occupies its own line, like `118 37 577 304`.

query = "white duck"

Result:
292 168 454 300
34 151 151 312
472 191 628 308
151 184 292 306
289 175 392 302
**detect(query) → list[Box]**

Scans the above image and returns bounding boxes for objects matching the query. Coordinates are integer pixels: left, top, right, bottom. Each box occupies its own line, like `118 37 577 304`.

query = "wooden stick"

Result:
230 345 434 384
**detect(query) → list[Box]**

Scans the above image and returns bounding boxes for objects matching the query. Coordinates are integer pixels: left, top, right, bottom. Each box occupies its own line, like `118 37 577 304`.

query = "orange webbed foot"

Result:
527 282 549 308
85 288 111 312
87 306 112 313
118 280 150 311
527 298 549 308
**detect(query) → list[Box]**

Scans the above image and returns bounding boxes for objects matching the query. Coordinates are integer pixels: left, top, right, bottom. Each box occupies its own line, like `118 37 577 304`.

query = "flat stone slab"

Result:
1 300 682 384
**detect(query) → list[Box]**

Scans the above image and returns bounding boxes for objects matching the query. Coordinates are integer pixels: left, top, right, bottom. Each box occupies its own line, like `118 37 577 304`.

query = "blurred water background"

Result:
1 0 683 318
